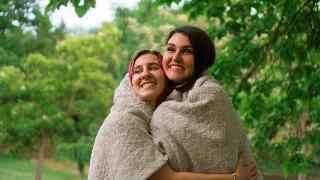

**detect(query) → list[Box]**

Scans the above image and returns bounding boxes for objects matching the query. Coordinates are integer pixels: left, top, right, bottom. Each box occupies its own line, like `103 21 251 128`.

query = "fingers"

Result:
250 173 258 180
250 169 257 177
235 151 244 171
235 151 259 180
246 161 257 179
249 164 257 180
248 161 256 171
249 164 256 176
237 151 244 166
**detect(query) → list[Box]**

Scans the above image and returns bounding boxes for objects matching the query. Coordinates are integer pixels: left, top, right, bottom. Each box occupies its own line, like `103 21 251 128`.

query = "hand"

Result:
234 152 258 180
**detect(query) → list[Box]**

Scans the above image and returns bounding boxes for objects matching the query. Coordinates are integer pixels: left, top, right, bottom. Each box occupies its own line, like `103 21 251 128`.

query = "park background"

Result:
0 0 319 179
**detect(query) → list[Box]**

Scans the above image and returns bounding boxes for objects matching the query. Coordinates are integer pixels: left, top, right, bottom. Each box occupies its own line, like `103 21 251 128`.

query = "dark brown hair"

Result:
166 26 216 91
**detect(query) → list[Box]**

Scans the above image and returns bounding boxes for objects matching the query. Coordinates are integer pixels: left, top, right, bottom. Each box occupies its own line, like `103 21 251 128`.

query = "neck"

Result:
148 98 157 109
174 78 195 92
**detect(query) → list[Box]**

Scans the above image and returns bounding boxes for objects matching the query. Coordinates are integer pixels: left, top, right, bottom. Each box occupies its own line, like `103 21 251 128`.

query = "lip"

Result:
169 64 184 70
140 81 157 88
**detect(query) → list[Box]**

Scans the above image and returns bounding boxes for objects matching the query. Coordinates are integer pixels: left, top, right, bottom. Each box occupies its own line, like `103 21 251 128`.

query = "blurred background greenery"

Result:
0 0 319 179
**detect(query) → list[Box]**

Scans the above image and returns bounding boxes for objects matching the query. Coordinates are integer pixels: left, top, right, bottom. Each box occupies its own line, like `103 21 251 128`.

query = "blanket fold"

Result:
88 74 168 180
150 72 264 180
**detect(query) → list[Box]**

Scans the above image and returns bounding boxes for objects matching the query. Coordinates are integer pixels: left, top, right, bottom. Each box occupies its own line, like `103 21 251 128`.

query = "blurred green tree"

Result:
1 2 66 178
0 1 65 67
113 0 208 62
49 22 125 177
55 137 93 178
0 21 124 179
0 54 74 180
1 1 126 179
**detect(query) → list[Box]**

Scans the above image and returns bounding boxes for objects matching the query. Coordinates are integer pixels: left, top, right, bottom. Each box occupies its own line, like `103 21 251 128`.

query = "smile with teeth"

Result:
141 81 156 88
169 64 184 70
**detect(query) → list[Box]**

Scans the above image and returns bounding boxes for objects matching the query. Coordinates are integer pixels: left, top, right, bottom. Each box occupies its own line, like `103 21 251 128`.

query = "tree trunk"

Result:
67 91 77 118
298 106 309 180
35 131 48 180
298 174 306 180
78 163 85 178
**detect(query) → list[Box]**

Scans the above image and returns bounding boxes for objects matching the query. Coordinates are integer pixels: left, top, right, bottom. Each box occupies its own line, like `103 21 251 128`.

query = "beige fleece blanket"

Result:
88 74 168 180
150 72 264 180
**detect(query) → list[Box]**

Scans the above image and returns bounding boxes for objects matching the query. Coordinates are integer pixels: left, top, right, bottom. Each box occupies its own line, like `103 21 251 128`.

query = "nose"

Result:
172 51 182 62
141 69 152 79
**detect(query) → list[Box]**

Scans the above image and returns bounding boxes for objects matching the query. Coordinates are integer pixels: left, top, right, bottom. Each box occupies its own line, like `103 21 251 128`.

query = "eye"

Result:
183 48 194 55
134 68 141 74
150 64 160 71
166 46 175 52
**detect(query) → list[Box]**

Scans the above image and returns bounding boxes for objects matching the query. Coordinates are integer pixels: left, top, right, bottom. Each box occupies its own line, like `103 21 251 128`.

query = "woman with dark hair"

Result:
88 49 258 180
164 25 216 91
150 26 264 180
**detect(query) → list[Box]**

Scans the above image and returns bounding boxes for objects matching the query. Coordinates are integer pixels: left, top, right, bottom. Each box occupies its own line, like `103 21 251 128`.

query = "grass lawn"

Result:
1 154 319 180
0 155 86 180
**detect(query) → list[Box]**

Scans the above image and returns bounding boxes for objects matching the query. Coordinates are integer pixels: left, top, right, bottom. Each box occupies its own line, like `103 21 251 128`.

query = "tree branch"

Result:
232 0 310 101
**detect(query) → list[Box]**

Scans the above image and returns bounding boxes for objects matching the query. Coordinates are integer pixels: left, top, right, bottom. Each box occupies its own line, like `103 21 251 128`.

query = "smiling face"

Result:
163 33 195 84
132 54 166 107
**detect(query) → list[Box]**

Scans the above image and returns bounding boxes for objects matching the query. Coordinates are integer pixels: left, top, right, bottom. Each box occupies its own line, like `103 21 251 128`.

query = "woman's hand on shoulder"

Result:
234 152 258 180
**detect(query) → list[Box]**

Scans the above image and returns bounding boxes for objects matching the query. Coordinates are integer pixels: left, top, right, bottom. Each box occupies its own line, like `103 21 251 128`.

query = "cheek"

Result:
187 57 195 72
155 72 166 87
162 55 169 66
159 76 166 89
162 61 169 73
132 78 140 92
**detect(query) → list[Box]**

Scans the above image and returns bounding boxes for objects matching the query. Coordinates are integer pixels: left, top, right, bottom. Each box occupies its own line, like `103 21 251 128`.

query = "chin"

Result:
167 76 184 83
166 73 183 82
139 93 156 102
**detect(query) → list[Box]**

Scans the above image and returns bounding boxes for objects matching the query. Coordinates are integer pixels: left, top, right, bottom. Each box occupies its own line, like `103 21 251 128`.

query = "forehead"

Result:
134 54 159 67
167 33 191 46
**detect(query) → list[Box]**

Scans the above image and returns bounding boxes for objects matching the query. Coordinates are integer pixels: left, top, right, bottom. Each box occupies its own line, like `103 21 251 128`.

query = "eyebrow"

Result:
167 43 193 49
134 62 160 68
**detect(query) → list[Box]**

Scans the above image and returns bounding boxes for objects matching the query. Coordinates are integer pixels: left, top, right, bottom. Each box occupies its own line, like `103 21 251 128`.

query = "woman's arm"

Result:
149 152 257 180
150 164 234 180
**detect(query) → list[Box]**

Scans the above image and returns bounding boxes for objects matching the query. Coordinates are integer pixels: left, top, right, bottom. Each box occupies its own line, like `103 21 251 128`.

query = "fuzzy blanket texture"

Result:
88 74 168 180
150 71 263 179
88 72 264 180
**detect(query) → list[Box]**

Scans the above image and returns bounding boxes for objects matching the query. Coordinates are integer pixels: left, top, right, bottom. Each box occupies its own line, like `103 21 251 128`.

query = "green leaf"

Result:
281 159 291 177
74 6 88 17
45 0 69 14
298 165 309 176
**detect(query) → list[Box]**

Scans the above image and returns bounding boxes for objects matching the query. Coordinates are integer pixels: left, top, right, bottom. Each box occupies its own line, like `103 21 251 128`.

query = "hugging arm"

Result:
150 74 263 179
150 153 257 180
89 75 258 180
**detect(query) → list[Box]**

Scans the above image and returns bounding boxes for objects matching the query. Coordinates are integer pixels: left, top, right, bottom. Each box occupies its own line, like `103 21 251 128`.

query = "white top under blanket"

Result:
150 71 264 180
88 74 168 180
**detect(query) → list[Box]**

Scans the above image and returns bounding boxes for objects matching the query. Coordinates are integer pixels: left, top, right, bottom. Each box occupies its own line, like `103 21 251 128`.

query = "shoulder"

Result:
167 72 229 103
114 73 136 101
191 72 225 96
